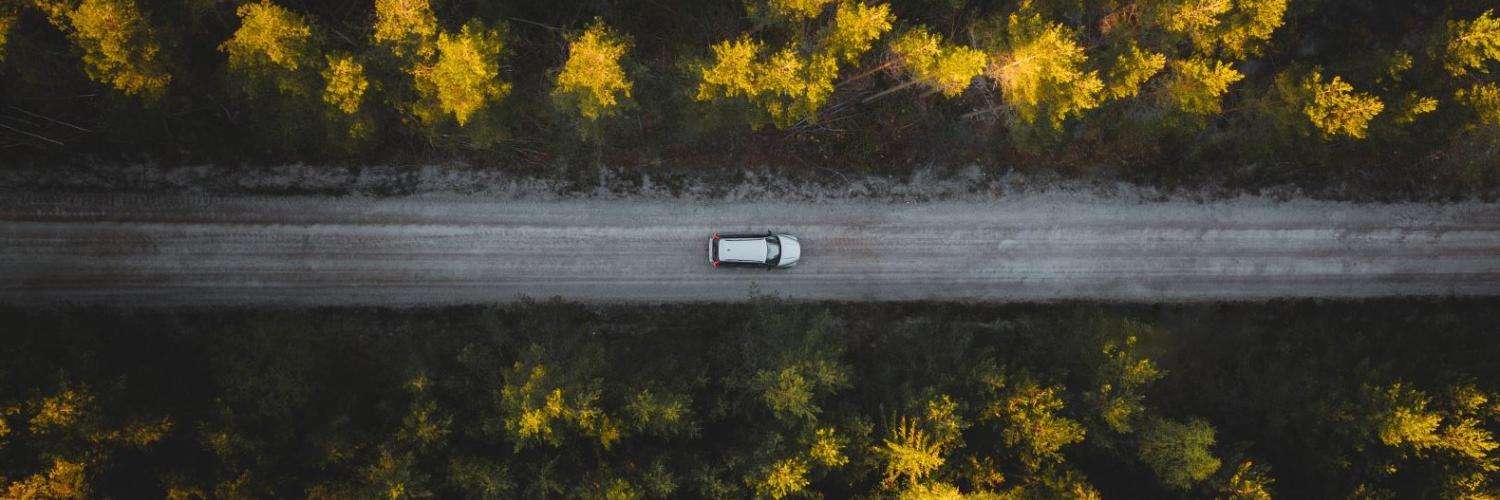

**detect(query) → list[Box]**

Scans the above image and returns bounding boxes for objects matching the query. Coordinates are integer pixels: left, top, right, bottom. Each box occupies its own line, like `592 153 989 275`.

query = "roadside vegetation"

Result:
2 298 1497 498
0 0 1498 198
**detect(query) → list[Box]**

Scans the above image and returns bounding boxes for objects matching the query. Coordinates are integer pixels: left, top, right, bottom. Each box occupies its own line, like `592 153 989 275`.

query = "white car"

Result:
710 231 801 269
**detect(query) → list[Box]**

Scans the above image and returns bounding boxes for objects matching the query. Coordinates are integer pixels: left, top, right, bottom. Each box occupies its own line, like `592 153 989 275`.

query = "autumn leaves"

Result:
6 0 1500 147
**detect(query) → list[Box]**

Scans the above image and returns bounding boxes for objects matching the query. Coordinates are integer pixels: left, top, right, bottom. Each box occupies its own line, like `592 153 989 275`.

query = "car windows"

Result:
766 237 780 263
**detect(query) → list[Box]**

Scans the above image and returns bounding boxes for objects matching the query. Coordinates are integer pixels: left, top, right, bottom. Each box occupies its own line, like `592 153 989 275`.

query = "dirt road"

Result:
1 192 1497 305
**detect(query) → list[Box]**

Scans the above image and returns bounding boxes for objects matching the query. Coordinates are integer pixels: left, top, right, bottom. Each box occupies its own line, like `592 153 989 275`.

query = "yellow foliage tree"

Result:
1103 45 1166 101
991 381 1086 471
410 22 510 126
889 27 988 97
321 53 368 115
820 1 893 64
1160 58 1243 116
1152 0 1287 59
35 0 171 98
1391 92 1438 126
3 458 88 499
552 21 633 122
987 8 1104 130
809 427 849 467
373 0 437 59
756 457 811 499
1218 461 1274 500
1444 10 1500 77
764 0 837 22
220 0 315 96
697 36 761 101
1456 82 1500 127
695 36 841 128
1300 71 1383 139
0 11 14 63
877 416 947 486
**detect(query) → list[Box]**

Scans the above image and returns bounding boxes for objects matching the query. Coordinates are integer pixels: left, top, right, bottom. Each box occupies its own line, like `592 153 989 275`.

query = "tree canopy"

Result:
410 22 509 126
1444 10 1500 77
987 8 1103 131
34 0 171 98
552 22 633 123
1300 71 1384 139
220 0 315 96
889 27 988 97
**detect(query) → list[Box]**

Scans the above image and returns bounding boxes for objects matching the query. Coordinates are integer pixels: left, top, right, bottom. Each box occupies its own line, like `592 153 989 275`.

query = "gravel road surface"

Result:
1 192 1498 305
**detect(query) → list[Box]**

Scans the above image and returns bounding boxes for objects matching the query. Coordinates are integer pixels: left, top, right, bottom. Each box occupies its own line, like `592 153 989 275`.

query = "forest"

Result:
0 0 1497 198
1 298 1498 498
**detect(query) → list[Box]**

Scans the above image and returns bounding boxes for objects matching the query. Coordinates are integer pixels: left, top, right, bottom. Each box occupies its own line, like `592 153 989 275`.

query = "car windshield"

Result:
766 237 781 263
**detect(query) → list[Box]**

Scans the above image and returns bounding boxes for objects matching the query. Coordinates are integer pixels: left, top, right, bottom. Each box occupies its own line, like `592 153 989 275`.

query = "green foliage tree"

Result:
551 21 633 123
1159 58 1242 116
888 26 988 97
33 0 171 98
1136 417 1222 491
1300 71 1383 139
220 0 316 96
410 21 509 126
1444 10 1500 77
1103 44 1166 101
986 7 1104 131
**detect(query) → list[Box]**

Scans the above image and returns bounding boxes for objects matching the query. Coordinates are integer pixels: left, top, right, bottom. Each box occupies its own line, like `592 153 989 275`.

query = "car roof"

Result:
718 237 767 263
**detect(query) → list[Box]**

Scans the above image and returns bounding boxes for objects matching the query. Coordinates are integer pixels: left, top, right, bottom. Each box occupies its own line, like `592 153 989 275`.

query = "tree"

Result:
1151 0 1287 59
1137 417 1222 491
552 21 633 123
1159 58 1242 116
984 379 1086 472
322 53 368 115
1300 71 1383 139
410 21 509 126
499 345 620 450
220 0 316 96
1217 460 1274 500
819 1 893 64
762 0 837 22
755 458 810 499
875 396 966 487
35 0 171 98
1444 10 1500 77
1390 92 1438 126
1456 82 1500 127
1103 44 1166 101
694 37 840 128
986 8 1104 131
696 36 761 101
373 0 437 59
1083 325 1163 434
0 9 14 63
887 27 988 97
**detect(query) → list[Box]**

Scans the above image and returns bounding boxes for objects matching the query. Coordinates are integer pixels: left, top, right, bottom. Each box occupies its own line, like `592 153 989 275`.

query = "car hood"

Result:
777 235 801 267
